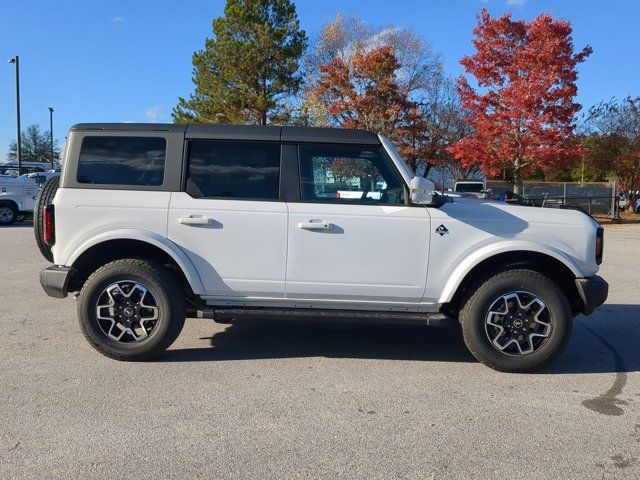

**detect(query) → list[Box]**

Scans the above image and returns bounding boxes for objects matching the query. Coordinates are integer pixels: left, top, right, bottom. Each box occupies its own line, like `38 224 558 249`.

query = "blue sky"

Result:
0 0 638 159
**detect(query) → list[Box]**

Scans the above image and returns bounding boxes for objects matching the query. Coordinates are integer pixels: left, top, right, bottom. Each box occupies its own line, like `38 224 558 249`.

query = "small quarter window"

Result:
186 141 280 200
77 136 166 186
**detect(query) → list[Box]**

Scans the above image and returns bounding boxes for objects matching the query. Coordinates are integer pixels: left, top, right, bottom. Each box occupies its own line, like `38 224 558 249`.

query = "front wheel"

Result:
459 269 572 373
77 259 186 361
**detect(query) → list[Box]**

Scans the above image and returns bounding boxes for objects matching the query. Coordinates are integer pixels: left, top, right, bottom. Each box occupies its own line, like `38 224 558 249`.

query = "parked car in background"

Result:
452 180 490 199
453 180 493 198
0 171 60 225
0 161 60 175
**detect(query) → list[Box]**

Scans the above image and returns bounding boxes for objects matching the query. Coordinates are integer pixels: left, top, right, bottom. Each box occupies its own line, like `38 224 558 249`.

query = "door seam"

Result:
284 201 290 298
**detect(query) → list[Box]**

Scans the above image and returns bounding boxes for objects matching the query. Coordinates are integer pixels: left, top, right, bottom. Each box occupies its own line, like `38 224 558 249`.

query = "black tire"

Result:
34 176 60 262
459 269 572 373
77 259 186 361
0 202 19 226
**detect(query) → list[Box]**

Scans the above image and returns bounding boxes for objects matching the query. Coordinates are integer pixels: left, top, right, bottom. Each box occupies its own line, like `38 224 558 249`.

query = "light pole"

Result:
48 107 54 169
8 56 22 175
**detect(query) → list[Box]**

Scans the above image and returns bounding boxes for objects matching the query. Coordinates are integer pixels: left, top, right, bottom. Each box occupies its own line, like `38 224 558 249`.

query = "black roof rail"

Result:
69 123 380 145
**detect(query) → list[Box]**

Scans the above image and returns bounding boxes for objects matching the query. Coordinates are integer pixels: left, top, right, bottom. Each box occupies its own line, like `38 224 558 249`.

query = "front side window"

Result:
77 136 166 186
299 145 405 205
186 141 280 200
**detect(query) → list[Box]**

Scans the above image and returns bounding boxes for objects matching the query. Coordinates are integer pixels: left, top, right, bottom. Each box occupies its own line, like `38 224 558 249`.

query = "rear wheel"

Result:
459 269 572 373
34 176 59 261
0 203 18 226
77 259 186 361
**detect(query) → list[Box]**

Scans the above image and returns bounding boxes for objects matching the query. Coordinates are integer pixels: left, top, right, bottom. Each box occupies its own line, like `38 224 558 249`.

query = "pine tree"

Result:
173 0 307 125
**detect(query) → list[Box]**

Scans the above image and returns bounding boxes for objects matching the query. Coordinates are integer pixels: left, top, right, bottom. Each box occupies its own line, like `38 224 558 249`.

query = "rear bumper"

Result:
575 276 608 315
40 265 73 299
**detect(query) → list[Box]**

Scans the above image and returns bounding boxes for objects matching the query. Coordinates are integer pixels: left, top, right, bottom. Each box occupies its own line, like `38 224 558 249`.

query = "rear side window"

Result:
76 137 166 186
186 141 280 199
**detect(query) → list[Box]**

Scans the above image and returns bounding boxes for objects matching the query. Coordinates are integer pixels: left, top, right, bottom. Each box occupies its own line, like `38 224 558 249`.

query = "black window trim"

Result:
61 130 183 192
75 135 168 188
182 139 285 202
288 142 410 207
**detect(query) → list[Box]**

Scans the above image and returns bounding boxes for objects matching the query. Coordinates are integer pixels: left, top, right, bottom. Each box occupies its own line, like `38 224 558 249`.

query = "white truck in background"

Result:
0 172 59 225
453 180 489 199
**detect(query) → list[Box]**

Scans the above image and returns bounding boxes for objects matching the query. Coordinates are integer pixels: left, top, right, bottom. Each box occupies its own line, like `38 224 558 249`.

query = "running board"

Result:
191 307 453 327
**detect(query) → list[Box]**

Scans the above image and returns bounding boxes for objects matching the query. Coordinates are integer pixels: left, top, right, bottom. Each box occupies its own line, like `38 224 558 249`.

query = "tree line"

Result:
172 1 639 194
7 1 637 194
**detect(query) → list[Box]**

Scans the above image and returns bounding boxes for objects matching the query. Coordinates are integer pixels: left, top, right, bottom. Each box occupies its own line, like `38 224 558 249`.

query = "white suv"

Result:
38 124 608 372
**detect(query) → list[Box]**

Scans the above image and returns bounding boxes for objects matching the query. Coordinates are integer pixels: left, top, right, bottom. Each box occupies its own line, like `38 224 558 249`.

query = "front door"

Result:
285 144 431 307
168 140 288 298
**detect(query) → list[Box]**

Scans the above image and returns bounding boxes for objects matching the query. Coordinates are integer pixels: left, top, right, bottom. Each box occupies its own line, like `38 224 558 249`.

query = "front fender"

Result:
437 240 582 304
65 228 206 296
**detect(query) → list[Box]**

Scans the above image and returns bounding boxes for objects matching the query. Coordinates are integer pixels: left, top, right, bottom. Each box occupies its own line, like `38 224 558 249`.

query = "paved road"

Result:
1 223 639 479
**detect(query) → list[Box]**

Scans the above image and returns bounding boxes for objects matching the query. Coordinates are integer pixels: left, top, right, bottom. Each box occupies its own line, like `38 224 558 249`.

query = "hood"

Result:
442 197 598 229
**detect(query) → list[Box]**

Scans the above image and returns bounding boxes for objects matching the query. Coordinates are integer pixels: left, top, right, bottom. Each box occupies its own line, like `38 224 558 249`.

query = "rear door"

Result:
285 144 431 307
167 139 288 298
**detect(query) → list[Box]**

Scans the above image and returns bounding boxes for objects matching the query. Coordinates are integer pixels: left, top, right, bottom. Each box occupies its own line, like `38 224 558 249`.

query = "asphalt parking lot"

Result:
1 223 639 479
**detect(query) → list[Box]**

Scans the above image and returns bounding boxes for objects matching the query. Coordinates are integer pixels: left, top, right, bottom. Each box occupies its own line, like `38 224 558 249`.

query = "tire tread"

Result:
459 268 572 373
78 258 186 361
34 176 60 261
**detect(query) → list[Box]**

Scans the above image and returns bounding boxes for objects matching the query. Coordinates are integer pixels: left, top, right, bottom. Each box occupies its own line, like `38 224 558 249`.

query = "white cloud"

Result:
146 106 162 123
507 0 526 5
112 16 124 23
123 120 134 123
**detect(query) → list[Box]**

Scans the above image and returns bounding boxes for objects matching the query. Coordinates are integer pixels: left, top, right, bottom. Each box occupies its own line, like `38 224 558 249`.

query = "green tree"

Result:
567 134 613 183
583 97 640 193
8 124 60 163
173 0 307 126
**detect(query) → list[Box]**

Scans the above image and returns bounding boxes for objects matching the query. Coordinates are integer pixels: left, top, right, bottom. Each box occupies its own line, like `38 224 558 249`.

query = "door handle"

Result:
298 220 331 230
178 216 212 226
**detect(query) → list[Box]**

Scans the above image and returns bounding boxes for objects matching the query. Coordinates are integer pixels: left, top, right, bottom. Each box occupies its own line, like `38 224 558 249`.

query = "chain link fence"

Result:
486 180 618 218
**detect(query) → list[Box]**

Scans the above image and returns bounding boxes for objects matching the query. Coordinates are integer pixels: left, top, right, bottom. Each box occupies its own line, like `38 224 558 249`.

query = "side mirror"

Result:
410 176 436 205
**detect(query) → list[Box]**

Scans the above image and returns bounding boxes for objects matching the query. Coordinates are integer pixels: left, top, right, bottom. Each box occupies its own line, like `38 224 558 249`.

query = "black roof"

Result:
69 123 380 145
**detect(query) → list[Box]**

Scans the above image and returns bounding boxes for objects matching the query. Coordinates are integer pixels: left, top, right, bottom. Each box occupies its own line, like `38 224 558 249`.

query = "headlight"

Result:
595 227 604 265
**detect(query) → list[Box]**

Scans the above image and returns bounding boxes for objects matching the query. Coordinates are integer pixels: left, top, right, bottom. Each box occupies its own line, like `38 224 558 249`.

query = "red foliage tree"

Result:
312 45 430 175
449 9 592 192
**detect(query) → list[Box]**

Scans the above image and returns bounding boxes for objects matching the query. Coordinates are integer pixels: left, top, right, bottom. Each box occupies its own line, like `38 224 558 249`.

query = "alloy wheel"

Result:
484 291 552 356
95 280 160 342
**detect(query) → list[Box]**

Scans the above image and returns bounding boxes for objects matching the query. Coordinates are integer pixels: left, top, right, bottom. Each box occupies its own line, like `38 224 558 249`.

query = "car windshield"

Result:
456 183 484 193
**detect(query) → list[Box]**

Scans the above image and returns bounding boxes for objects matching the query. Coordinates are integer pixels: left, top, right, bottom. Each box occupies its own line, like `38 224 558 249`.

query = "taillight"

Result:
336 192 341 199
595 227 603 265
43 204 55 246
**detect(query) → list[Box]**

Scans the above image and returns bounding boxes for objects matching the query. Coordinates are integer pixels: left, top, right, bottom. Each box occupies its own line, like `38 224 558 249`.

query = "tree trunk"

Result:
513 158 521 194
258 110 268 126
422 162 432 179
